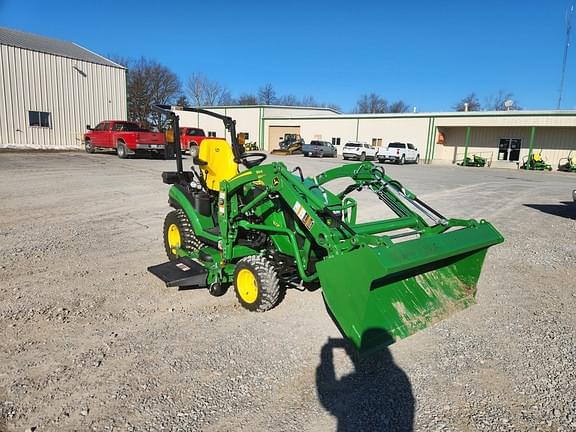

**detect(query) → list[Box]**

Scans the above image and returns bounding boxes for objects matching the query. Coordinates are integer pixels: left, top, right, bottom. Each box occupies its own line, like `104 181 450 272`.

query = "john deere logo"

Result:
272 177 279 187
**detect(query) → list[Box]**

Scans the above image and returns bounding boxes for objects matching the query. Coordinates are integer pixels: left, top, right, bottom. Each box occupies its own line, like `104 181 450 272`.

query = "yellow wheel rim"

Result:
236 268 258 304
167 223 181 255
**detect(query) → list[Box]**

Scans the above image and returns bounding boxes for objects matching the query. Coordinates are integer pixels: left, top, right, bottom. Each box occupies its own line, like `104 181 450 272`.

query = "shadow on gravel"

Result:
316 334 414 432
524 202 575 220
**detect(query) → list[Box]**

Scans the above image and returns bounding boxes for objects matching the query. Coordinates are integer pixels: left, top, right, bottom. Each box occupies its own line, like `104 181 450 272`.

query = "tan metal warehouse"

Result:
260 111 576 169
0 27 126 149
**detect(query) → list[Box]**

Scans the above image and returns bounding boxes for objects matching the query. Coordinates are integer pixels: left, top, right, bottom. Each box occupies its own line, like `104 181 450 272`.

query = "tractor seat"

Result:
198 139 239 192
533 153 542 162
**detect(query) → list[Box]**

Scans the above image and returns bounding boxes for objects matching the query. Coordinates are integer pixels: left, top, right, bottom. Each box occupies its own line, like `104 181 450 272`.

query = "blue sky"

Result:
1 0 575 112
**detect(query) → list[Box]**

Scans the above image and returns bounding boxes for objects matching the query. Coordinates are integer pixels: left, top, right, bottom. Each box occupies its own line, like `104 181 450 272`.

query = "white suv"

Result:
342 142 377 161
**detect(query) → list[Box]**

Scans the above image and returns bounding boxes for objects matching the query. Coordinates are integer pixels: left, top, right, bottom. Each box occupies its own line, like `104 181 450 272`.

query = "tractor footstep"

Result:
148 257 208 288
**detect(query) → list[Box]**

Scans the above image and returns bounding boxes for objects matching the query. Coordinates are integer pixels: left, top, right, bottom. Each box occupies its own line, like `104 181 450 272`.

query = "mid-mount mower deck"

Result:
148 105 504 353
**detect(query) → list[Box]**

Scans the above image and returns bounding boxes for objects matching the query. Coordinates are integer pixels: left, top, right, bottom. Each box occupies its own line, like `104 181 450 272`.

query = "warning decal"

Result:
292 201 315 230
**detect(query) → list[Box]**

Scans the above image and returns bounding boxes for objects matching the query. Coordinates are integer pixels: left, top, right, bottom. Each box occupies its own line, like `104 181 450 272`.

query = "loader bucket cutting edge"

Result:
317 222 503 353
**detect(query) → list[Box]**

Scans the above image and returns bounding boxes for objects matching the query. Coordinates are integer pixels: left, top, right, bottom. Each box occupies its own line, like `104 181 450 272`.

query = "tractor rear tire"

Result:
163 209 202 261
233 256 282 312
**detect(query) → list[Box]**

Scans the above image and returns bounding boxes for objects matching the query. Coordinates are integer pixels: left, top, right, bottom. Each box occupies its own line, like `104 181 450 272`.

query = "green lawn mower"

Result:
558 150 576 172
148 105 504 353
458 154 487 167
521 152 552 171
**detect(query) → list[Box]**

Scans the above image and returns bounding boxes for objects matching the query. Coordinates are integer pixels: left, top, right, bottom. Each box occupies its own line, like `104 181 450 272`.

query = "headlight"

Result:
190 145 199 158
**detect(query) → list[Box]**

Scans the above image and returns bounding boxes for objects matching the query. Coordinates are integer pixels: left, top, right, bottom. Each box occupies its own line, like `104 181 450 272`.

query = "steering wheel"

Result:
236 152 267 168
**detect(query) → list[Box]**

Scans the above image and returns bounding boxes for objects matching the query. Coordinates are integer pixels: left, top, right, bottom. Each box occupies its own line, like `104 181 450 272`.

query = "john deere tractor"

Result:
148 105 503 353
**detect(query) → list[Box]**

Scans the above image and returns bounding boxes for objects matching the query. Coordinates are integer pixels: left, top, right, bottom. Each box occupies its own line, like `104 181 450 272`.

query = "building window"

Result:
208 131 216 137
372 138 382 147
332 137 341 146
29 111 51 128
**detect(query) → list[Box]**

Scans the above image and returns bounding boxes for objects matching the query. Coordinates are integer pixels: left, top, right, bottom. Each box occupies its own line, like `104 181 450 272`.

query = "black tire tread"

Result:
163 209 203 260
234 255 281 312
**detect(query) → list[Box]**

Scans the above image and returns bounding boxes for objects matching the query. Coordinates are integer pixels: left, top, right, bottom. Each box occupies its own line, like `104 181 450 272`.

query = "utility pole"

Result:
557 4 574 109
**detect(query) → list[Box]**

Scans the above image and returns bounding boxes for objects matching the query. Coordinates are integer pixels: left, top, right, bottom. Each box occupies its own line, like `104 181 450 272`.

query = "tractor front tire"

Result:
163 209 202 261
234 256 282 312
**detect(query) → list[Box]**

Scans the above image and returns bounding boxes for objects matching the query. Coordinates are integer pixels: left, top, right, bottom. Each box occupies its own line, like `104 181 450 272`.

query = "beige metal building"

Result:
0 27 126 149
174 105 338 148
177 105 576 169
260 111 576 168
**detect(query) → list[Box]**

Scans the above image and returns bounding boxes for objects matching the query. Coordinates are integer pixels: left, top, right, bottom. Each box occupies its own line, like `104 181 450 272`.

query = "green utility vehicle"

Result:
521 152 552 171
558 150 576 172
148 105 504 353
458 154 487 167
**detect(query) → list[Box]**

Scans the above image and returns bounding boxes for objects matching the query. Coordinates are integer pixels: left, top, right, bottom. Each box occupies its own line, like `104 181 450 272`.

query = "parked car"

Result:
84 121 166 158
342 142 377 161
302 140 337 158
377 142 419 164
180 127 207 153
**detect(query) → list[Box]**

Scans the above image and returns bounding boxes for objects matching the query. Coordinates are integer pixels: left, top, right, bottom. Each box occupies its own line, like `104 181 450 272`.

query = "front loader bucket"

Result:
317 221 503 353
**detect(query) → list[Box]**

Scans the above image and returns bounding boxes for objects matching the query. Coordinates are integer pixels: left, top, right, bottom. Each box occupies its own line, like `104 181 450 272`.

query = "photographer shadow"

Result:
316 330 414 432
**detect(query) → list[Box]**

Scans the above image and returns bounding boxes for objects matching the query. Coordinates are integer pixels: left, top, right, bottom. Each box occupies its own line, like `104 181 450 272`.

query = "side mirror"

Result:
86 124 92 130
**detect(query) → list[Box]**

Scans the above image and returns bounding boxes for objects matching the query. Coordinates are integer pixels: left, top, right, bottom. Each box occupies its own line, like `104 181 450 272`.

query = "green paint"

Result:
527 126 536 161
429 118 437 163
424 117 432 164
259 107 264 150
463 126 471 162
424 118 432 164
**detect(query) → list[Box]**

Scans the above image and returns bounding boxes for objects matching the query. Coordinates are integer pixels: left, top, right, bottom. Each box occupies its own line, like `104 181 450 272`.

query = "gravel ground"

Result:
0 151 575 432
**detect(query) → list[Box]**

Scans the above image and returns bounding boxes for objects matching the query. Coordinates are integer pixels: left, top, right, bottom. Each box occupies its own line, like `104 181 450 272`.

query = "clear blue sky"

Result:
1 0 575 112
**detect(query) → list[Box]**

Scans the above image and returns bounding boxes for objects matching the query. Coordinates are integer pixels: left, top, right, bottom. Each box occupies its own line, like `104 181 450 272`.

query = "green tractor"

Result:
520 151 552 171
148 105 504 353
458 154 487 167
558 150 576 172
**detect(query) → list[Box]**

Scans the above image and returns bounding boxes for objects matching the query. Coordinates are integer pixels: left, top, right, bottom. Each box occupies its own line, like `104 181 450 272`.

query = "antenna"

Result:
557 4 574 109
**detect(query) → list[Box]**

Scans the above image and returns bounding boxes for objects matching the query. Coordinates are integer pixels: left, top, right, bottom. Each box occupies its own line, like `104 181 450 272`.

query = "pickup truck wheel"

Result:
360 152 366 161
163 209 202 261
234 256 282 312
399 155 405 165
117 142 128 159
415 154 420 164
319 151 324 158
84 139 95 154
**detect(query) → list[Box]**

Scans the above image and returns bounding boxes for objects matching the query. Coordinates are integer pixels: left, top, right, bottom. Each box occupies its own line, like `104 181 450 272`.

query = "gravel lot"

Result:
1 151 575 432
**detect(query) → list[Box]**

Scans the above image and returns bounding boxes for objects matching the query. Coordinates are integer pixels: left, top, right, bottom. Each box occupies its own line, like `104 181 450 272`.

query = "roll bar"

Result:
151 104 242 176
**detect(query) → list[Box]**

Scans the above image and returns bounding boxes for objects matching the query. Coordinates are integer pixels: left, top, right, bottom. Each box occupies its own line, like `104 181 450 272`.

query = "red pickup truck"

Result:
84 121 166 158
179 127 207 153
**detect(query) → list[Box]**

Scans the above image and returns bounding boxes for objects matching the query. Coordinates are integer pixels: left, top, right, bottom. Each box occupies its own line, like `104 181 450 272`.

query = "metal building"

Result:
0 27 126 149
259 111 576 169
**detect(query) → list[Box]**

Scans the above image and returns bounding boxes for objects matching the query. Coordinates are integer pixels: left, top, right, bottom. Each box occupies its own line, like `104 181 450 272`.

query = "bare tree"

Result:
218 89 236 105
175 95 189 107
258 84 277 105
278 94 300 106
127 57 181 130
237 94 258 105
186 73 227 106
388 100 410 113
453 93 481 111
485 90 521 111
355 93 388 113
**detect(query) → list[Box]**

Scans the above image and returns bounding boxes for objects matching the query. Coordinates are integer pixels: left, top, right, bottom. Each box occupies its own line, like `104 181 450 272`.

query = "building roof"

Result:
197 104 341 114
0 27 124 69
263 109 576 120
